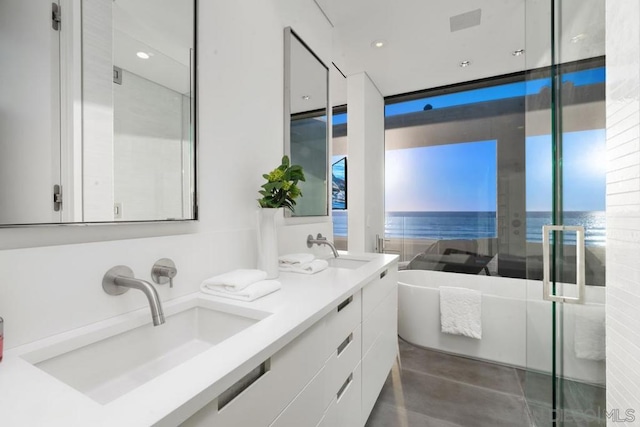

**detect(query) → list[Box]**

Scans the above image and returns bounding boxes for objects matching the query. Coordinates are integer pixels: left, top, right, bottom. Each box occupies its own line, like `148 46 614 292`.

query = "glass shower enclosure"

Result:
523 0 606 424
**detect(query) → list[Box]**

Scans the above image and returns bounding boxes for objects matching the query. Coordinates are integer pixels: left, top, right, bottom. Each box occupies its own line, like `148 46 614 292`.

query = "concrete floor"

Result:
365 339 606 427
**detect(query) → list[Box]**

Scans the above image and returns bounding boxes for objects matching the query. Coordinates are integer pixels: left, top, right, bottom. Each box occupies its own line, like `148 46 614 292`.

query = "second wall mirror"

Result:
284 27 329 217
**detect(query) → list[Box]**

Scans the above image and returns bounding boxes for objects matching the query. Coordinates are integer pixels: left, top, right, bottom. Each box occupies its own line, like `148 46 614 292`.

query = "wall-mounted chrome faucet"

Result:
151 258 177 288
307 233 339 258
103 266 165 326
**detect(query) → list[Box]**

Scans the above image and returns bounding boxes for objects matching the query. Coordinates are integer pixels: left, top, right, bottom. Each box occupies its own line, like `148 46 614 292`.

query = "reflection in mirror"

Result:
83 0 196 222
0 0 196 226
284 28 329 217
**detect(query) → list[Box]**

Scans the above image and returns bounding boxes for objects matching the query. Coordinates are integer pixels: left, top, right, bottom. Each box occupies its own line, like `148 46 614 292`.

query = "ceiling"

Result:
317 0 605 100
113 0 194 94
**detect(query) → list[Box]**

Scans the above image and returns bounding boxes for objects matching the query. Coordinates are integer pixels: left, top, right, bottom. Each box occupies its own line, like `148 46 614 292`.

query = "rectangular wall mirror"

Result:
0 0 197 226
284 27 329 217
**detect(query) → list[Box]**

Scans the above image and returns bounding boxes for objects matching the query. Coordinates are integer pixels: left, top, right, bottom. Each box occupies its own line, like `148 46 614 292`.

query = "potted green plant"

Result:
256 156 305 278
257 155 305 212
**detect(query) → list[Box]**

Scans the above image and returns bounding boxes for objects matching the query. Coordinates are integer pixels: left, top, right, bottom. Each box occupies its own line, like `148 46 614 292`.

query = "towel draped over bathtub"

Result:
439 286 482 339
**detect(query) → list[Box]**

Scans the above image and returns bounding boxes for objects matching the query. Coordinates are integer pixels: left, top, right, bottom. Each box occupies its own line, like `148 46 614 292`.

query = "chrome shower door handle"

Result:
542 225 585 304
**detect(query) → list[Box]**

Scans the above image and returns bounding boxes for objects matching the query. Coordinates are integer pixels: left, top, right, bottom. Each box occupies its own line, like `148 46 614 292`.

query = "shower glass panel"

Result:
523 0 606 425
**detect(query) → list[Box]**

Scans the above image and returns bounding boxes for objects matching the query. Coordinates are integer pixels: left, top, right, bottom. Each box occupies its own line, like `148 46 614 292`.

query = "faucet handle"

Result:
151 258 177 288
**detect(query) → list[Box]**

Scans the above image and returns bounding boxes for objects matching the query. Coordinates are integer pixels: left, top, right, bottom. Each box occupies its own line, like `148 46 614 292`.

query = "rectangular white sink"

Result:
326 257 370 270
21 298 270 404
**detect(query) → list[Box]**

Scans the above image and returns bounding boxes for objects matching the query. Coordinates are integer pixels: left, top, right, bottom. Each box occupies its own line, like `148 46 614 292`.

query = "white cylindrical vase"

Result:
257 208 280 279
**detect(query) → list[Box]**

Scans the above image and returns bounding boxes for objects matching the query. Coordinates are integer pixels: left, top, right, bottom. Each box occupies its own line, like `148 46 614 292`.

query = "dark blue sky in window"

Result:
384 67 604 117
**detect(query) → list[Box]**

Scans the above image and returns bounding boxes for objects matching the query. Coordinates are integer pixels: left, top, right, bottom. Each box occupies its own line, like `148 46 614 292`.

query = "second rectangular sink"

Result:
326 257 370 270
22 298 270 404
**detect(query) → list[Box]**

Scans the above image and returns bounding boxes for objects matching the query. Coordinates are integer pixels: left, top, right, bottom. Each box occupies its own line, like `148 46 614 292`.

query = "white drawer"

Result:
362 288 397 356
182 319 328 427
362 266 398 319
324 324 361 409
362 324 397 424
317 363 362 427
326 291 361 351
270 365 327 427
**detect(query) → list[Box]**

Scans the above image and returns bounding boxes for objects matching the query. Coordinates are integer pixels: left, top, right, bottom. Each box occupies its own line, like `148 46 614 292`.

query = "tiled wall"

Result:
605 0 640 417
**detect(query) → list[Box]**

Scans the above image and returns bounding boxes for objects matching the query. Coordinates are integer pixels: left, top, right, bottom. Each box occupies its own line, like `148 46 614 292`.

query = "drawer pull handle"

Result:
336 372 353 401
337 295 353 312
337 333 353 356
380 269 388 279
218 359 270 410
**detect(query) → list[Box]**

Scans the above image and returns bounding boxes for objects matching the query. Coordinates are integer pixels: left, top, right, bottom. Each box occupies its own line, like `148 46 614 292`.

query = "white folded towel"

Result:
200 280 281 302
201 269 267 292
574 305 606 361
279 253 315 265
279 259 328 275
439 286 482 339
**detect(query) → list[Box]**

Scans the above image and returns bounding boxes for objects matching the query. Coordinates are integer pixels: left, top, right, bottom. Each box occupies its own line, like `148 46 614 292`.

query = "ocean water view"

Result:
332 211 606 246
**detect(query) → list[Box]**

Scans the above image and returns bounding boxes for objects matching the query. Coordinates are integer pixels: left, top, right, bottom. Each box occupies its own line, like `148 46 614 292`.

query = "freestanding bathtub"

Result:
397 269 606 385
398 269 528 367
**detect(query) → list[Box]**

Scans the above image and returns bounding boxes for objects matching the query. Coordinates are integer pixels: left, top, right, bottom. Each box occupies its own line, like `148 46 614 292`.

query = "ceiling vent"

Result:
450 9 482 32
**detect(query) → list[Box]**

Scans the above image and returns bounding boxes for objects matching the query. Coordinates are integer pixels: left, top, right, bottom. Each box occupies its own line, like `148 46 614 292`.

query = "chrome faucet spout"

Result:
307 233 339 258
114 276 165 326
103 266 166 326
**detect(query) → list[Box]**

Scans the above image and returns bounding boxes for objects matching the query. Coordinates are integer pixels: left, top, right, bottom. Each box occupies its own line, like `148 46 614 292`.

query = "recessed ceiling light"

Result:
371 40 386 48
459 60 471 68
512 49 525 56
570 33 587 43
302 95 310 100
136 51 150 59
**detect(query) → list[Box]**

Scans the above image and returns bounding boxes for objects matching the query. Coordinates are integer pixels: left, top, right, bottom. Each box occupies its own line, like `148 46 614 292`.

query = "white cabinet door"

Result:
362 291 398 424
0 0 61 224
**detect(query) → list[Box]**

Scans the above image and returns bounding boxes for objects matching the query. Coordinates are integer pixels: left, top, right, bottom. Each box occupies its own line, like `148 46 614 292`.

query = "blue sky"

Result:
526 130 606 212
385 141 497 212
383 131 606 213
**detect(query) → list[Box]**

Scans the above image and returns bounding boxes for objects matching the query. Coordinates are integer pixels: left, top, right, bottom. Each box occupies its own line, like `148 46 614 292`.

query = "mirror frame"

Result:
0 0 199 228
283 27 330 218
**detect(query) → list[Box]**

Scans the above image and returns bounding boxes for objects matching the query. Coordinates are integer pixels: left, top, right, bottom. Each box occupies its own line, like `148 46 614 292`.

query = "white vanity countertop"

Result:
0 252 398 427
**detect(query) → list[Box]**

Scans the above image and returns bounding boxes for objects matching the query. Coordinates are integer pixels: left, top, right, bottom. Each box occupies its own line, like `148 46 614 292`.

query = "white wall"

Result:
0 0 333 350
605 0 640 417
347 73 385 252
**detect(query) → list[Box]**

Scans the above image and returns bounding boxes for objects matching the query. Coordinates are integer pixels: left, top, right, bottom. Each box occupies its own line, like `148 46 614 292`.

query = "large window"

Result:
384 59 606 284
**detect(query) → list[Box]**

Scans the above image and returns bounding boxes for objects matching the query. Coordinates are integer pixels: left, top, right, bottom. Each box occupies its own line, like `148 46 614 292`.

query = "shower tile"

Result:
365 400 463 427
378 365 532 427
398 339 523 395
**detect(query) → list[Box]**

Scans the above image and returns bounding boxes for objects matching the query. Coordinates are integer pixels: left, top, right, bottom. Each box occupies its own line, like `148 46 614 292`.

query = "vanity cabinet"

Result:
181 263 397 427
361 268 398 423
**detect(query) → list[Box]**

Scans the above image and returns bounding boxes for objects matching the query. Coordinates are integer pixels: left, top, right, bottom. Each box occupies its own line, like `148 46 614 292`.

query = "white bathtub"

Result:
397 269 606 385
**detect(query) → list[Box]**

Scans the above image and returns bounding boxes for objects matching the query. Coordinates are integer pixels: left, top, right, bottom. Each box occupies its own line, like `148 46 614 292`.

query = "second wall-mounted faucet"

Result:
307 233 339 258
